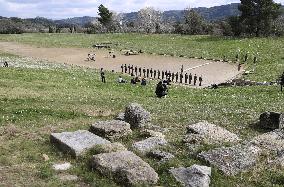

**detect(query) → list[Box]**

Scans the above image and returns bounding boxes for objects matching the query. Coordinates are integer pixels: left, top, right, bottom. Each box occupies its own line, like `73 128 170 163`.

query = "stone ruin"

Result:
124 103 151 129
49 103 284 186
49 103 170 186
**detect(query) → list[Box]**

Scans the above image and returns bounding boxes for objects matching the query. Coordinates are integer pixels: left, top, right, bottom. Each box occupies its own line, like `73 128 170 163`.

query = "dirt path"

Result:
0 42 242 87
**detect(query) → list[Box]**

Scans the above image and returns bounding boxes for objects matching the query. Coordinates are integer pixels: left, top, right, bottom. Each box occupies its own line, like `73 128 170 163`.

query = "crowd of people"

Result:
120 64 203 86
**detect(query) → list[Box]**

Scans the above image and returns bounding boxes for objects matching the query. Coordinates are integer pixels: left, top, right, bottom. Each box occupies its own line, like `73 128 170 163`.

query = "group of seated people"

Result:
87 53 96 61
155 80 168 98
117 76 147 86
2 61 8 67
117 75 169 98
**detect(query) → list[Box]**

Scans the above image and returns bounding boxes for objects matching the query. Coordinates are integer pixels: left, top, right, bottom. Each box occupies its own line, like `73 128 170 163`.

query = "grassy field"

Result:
0 34 284 186
0 33 283 81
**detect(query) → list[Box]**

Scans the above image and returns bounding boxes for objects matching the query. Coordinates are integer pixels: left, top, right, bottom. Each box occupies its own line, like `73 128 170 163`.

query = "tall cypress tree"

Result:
184 9 205 35
98 4 113 30
239 0 281 36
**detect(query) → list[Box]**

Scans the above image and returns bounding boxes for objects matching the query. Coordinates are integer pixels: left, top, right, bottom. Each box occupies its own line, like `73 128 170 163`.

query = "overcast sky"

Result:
0 0 283 19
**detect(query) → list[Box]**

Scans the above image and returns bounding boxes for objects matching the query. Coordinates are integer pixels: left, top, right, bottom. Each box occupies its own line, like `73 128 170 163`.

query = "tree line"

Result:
93 0 283 37
0 0 283 37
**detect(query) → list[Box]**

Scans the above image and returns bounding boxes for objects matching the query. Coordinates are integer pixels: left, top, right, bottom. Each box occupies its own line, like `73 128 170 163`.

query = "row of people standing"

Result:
121 64 203 86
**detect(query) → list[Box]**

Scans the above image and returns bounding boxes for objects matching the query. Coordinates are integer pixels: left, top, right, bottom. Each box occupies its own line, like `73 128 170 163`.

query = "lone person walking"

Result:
100 68 106 83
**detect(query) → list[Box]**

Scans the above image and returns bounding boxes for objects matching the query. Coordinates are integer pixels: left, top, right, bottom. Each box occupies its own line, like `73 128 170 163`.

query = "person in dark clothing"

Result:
185 73 188 84
180 73 183 83
157 70 161 79
189 73 192 85
199 76 203 86
131 77 136 84
211 84 218 89
121 64 124 73
171 72 175 82
155 81 168 98
141 77 147 86
3 61 8 67
128 64 131 74
175 72 178 82
165 71 168 78
280 72 284 91
135 76 140 83
143 68 146 77
167 76 171 85
100 68 106 83
193 74 197 86
150 68 153 78
131 65 134 75
161 71 164 80
154 70 157 79
238 63 241 71
124 64 127 73
146 69 149 78
135 66 138 76
168 71 171 79
139 67 142 76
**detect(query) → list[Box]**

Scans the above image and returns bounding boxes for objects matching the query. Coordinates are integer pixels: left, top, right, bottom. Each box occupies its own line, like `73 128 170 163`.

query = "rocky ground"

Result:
49 102 284 186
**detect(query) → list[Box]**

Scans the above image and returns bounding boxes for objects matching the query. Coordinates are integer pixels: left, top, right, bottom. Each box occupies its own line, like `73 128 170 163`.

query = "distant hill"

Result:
25 17 55 27
0 3 282 34
123 3 241 23
54 16 96 27
51 3 241 26
51 3 283 25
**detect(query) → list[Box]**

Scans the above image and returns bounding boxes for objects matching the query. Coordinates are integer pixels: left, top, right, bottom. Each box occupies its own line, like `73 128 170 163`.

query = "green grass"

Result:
0 34 284 186
0 62 284 186
0 33 283 81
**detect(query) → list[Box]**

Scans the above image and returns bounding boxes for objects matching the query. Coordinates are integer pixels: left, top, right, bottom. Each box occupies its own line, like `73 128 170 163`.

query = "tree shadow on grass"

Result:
248 121 272 134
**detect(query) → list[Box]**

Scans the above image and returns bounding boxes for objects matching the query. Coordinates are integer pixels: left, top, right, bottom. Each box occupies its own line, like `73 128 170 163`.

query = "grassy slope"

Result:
0 34 284 186
0 33 283 81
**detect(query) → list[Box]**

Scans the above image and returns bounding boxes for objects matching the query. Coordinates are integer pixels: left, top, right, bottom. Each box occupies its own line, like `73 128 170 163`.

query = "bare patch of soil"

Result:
0 42 243 87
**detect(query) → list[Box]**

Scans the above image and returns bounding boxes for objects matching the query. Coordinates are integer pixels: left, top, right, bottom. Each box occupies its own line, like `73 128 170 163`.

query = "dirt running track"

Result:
0 42 242 87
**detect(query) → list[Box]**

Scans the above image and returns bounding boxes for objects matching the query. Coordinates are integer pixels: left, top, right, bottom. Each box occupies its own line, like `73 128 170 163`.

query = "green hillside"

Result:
0 34 284 186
